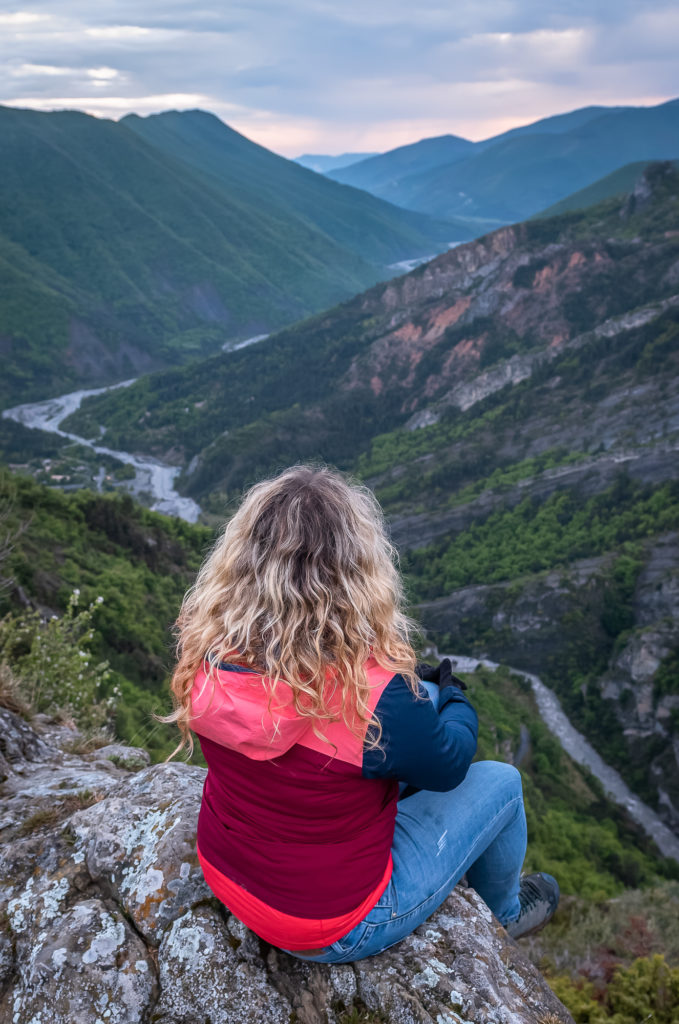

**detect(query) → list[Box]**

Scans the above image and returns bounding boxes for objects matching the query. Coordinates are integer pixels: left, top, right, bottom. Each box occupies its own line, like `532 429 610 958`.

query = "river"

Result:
2 382 202 523
443 654 679 863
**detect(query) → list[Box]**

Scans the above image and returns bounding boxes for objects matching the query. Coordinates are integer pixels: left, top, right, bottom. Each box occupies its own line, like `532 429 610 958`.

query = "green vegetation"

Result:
404 477 679 599
655 652 679 698
0 468 211 758
549 955 679 1023
532 159 679 219
0 591 113 732
466 665 678 898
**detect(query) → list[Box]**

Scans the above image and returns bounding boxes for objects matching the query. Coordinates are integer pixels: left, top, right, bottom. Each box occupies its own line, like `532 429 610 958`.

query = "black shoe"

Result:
504 872 560 939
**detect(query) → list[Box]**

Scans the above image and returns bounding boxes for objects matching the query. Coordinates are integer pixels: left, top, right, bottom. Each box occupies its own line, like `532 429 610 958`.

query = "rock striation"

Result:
0 708 573 1024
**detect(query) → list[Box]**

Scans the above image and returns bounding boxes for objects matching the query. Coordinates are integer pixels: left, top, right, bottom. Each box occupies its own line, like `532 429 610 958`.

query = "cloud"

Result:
0 1 676 154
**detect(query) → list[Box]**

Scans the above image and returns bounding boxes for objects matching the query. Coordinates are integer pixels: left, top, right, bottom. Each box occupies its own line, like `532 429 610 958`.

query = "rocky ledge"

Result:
0 708 572 1024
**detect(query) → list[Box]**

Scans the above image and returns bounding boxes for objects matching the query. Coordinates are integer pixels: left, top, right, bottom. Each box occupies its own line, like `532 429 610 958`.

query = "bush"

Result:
0 590 117 732
550 955 679 1023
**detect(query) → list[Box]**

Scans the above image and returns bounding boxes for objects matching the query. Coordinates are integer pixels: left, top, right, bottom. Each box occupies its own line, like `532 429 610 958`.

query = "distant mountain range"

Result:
328 134 476 193
0 107 458 405
327 99 679 224
294 152 379 173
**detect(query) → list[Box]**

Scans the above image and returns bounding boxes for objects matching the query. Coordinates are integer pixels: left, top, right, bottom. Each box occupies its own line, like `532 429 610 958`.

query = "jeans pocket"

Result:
329 919 370 955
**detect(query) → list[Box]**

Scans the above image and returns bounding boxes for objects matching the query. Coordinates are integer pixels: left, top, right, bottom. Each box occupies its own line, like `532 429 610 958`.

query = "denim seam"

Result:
389 794 524 925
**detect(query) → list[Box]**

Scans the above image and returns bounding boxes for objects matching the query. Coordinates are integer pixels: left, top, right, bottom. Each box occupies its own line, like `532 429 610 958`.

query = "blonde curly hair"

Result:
164 464 419 758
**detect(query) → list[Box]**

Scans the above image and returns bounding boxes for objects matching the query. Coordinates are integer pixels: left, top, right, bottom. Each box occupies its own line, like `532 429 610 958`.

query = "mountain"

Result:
65 161 679 494
63 162 679 834
326 104 622 196
120 110 459 267
294 152 379 172
329 99 679 224
327 134 475 193
0 107 457 406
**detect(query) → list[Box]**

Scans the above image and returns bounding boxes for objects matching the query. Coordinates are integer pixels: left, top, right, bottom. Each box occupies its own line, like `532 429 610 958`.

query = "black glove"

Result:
415 657 467 690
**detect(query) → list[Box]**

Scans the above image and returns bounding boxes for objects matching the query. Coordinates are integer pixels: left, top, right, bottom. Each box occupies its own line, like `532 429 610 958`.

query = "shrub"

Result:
549 955 679 1023
0 590 117 732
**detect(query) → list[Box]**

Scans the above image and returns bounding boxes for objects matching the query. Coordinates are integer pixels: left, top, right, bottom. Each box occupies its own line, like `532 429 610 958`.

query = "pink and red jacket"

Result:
190 657 478 949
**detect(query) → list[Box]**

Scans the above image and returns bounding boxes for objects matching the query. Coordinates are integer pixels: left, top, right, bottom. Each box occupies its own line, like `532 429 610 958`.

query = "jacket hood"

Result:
189 663 312 760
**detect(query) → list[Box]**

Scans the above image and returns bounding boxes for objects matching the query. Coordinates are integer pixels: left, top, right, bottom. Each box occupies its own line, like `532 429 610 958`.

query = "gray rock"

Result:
0 708 574 1024
88 743 151 770
154 904 291 1024
2 899 157 1024
71 762 210 943
0 926 13 990
0 707 125 843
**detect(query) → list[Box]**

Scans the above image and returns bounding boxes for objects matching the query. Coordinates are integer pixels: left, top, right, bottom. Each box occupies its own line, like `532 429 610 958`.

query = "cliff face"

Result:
0 708 573 1024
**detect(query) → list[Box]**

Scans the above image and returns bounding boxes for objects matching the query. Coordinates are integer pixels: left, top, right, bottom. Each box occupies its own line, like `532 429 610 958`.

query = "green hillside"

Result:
122 110 460 266
0 106 454 406
0 467 211 759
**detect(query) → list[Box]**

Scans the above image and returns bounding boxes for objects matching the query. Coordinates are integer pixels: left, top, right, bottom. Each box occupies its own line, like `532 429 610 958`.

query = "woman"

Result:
167 465 559 963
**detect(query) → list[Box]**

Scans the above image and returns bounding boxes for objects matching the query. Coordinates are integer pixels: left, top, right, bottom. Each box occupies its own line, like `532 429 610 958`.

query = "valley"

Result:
0 106 457 406
53 161 679 842
2 142 679 1018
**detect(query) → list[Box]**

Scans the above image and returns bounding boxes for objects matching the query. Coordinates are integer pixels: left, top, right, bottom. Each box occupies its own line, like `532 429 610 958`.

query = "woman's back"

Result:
192 657 399 920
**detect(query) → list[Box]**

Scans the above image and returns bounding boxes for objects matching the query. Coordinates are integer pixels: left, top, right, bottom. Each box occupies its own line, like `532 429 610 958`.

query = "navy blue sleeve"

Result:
362 674 478 792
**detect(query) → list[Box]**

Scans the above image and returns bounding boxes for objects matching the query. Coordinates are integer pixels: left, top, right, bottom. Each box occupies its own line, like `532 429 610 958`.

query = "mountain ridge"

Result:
329 98 679 223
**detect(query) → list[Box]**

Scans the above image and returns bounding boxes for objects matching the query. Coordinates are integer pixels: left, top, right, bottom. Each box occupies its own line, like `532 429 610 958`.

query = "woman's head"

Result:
168 464 418 756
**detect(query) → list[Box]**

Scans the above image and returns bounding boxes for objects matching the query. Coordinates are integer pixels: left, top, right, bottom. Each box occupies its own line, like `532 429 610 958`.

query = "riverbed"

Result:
2 382 202 523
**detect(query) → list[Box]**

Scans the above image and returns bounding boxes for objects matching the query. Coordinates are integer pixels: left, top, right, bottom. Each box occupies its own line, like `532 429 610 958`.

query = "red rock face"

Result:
344 229 618 411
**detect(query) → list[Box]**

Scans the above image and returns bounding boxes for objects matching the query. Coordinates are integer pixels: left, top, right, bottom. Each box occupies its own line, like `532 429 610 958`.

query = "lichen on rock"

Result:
0 708 573 1023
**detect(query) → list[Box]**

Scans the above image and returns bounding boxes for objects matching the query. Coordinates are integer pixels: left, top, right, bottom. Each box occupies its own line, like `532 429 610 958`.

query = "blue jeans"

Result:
282 682 526 964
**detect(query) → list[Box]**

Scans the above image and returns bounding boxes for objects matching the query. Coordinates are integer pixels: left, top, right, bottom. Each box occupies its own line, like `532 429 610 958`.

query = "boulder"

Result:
0 708 573 1024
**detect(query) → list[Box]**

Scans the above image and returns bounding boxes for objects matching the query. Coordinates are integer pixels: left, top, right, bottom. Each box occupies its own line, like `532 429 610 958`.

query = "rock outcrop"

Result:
0 708 573 1024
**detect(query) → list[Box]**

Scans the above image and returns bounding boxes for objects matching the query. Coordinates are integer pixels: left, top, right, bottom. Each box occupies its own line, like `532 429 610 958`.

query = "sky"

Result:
1 1 678 157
